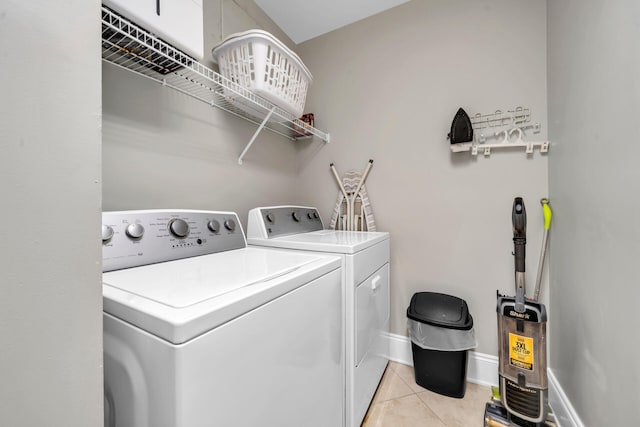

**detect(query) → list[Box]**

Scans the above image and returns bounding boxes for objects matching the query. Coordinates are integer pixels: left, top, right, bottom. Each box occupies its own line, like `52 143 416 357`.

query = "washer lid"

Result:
248 230 389 254
103 247 340 344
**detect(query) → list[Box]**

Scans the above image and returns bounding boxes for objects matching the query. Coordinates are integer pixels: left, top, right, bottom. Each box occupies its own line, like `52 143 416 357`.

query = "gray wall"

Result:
547 0 640 424
102 0 301 220
296 0 548 355
0 2 103 426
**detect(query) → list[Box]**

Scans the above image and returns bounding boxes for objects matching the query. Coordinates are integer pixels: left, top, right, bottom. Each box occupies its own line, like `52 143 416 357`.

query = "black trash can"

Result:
407 292 476 398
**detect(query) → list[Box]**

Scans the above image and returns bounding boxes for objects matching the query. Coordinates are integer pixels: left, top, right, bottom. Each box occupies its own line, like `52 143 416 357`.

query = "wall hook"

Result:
508 127 524 144
496 129 509 144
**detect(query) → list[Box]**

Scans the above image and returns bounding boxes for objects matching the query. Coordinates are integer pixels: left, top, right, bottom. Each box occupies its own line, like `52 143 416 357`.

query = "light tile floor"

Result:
362 361 491 427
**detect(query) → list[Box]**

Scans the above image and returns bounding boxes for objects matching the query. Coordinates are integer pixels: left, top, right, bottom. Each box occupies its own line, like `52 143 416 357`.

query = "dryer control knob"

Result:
292 212 301 222
168 218 190 238
313 212 319 219
266 213 275 223
224 219 236 232
125 223 145 239
207 219 220 233
307 212 313 220
102 225 114 242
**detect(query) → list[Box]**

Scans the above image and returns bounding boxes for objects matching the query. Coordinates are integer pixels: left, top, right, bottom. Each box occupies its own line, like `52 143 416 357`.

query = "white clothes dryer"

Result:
101 209 343 427
247 206 390 427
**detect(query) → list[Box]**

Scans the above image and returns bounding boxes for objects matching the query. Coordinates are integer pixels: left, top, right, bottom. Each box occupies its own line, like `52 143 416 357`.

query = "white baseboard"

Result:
548 369 585 427
384 332 583 427
466 351 499 387
386 332 498 387
386 331 414 366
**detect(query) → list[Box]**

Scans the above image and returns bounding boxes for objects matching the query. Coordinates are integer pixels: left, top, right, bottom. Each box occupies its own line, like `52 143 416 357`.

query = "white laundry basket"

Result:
211 29 312 120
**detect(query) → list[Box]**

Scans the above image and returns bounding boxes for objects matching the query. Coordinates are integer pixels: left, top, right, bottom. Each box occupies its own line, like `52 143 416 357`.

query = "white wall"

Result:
102 0 301 221
547 0 640 425
0 2 103 426
296 0 548 355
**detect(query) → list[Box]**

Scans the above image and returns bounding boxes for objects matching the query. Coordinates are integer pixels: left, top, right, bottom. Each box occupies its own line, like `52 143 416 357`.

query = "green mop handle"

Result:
533 198 553 301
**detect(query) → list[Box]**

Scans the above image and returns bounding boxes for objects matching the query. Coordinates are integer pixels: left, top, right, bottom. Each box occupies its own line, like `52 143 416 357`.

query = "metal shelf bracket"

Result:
238 107 275 165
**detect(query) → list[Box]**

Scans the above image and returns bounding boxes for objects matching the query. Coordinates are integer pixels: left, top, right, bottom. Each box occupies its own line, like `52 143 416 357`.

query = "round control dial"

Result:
125 223 145 239
292 212 301 222
102 225 114 242
207 219 220 233
168 218 189 238
224 219 236 232
266 213 275 223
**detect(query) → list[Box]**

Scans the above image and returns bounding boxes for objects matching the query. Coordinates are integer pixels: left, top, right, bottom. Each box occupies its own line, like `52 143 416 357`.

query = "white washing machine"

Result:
247 206 390 427
101 209 344 427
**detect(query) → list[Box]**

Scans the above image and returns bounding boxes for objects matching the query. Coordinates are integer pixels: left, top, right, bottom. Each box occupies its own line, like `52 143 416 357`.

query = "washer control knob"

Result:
224 219 236 232
292 212 300 222
207 219 220 233
307 212 313 220
125 223 145 239
102 225 114 242
168 218 189 238
313 212 319 219
266 213 275 223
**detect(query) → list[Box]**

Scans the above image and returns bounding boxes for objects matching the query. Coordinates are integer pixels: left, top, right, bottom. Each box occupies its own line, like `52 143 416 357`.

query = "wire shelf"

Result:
101 7 329 162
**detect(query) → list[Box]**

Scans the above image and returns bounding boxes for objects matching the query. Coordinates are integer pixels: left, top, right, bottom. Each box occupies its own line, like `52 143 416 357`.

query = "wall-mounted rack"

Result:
470 107 531 129
450 106 548 156
101 7 330 165
454 139 549 156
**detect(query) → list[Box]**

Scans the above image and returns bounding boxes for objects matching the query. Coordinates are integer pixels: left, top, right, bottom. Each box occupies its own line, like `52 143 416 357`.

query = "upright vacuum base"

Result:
484 401 556 427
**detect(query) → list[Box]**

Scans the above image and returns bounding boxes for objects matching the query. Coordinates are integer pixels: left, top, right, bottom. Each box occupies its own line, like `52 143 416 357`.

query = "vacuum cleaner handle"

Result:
512 197 527 312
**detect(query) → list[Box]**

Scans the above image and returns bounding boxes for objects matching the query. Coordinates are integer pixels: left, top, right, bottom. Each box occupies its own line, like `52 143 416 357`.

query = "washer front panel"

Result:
103 263 344 427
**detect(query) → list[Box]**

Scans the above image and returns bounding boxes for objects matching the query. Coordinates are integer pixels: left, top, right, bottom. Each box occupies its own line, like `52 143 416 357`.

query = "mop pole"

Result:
533 198 552 301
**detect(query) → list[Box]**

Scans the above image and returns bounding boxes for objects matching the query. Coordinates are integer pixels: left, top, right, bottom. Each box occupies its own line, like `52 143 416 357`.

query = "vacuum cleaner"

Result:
485 197 553 427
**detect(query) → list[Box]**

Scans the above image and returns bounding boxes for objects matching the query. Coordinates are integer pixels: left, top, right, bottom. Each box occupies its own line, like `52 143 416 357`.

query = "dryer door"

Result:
355 263 390 366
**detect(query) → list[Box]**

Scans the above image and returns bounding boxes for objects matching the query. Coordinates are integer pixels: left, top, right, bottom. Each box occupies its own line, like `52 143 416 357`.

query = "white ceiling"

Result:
253 0 411 44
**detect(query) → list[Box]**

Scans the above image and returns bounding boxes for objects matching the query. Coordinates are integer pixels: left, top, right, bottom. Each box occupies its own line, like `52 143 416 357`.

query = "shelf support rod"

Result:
238 107 275 165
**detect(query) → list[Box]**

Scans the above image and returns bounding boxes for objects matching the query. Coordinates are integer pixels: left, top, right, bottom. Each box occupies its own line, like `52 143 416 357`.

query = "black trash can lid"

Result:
407 292 473 330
